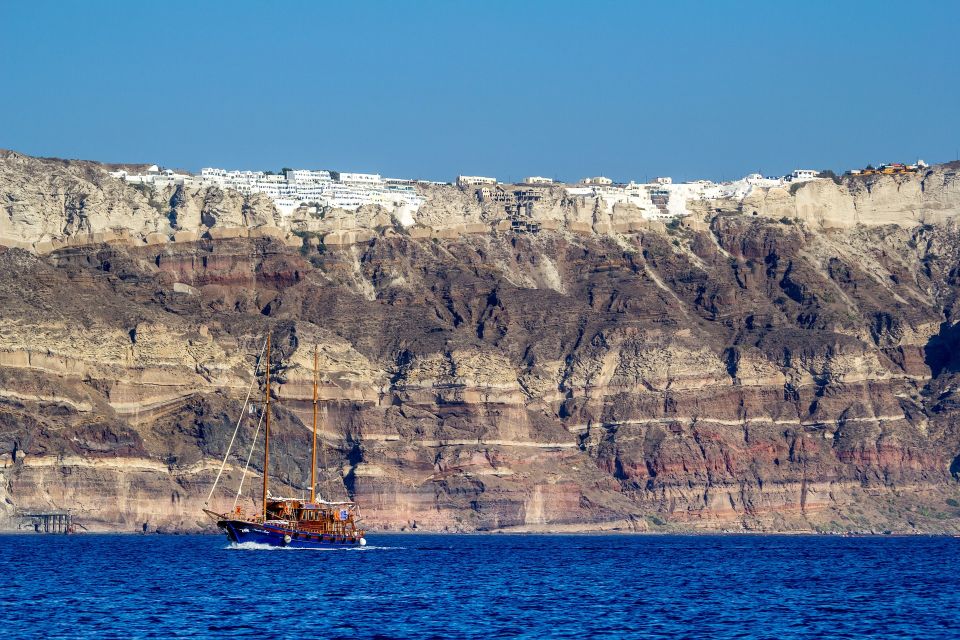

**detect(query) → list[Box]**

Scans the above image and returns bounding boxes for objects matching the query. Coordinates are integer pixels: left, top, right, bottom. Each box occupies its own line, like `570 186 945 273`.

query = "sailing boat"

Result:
203 336 367 548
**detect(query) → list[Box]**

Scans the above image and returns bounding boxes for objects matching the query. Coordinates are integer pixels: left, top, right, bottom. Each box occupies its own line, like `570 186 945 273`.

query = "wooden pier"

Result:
17 511 76 534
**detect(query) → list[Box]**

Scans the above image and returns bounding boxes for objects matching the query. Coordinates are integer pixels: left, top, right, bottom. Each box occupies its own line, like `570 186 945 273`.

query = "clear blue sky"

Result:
1 1 957 182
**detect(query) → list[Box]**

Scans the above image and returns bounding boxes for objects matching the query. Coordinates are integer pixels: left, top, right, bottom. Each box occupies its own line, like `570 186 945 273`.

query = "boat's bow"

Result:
202 508 225 523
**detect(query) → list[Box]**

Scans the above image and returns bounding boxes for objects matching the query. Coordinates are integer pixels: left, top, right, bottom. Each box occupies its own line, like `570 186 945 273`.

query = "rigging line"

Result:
203 337 267 507
319 402 327 500
234 405 265 509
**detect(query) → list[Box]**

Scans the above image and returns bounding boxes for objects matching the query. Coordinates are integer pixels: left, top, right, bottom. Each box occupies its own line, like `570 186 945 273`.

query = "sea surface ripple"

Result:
2 533 959 639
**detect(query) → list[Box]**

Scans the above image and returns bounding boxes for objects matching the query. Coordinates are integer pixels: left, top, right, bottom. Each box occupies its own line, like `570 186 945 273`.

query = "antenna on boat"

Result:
262 334 271 521
311 345 319 503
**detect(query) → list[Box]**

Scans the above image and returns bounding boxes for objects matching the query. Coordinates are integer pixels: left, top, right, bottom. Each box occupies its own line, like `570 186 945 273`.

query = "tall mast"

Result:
262 334 271 520
311 345 319 503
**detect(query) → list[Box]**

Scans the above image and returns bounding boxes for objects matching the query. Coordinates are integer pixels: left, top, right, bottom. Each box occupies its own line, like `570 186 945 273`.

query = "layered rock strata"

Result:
1 152 960 533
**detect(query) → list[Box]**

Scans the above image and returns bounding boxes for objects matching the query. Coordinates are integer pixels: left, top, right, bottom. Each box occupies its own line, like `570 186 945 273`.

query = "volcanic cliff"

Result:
2 151 960 534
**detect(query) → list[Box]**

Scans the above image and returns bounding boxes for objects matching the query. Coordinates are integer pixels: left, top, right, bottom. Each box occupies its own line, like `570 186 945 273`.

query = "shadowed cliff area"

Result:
925 322 960 377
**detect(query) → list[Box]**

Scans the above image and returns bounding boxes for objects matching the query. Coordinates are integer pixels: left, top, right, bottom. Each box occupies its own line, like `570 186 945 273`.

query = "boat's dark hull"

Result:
218 519 365 549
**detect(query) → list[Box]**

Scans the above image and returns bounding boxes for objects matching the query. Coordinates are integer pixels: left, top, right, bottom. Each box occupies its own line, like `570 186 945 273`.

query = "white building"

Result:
457 175 497 187
286 169 333 184
333 171 383 186
523 176 554 185
789 169 820 182
580 176 613 186
745 173 783 189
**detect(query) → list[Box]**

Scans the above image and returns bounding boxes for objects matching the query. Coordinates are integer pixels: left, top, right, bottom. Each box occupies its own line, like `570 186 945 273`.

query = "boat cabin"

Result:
265 498 363 538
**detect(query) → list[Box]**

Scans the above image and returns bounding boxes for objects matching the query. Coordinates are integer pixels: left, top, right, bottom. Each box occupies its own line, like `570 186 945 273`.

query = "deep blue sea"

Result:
2 533 959 639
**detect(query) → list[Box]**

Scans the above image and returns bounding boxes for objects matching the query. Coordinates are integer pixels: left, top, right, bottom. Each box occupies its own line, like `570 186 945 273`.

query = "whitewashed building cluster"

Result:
111 161 826 227
563 169 824 220
110 165 427 224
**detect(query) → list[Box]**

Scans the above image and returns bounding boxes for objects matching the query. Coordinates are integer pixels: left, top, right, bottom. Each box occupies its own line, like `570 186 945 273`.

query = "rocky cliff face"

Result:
2 152 960 533
712 163 960 229
6 149 959 250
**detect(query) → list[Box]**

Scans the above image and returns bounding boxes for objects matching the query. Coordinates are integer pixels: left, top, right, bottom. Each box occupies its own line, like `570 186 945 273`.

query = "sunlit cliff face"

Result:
1 152 960 533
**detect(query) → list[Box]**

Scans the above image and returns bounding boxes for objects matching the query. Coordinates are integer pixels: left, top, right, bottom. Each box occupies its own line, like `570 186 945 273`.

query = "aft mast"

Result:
311 346 319 503
262 334 271 521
